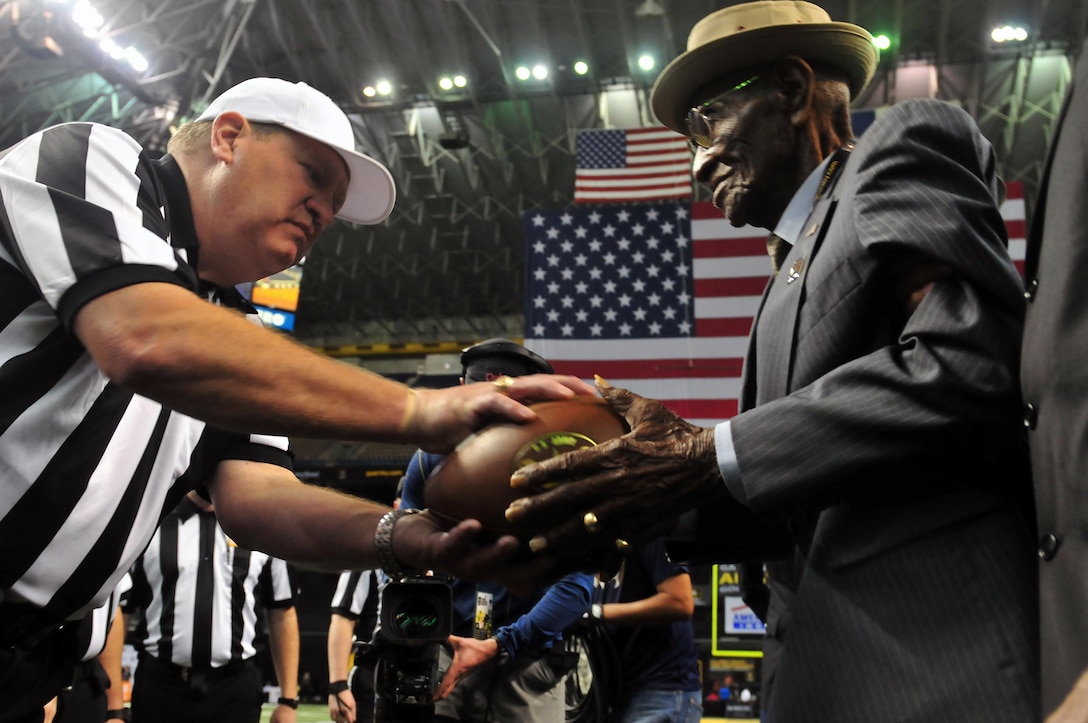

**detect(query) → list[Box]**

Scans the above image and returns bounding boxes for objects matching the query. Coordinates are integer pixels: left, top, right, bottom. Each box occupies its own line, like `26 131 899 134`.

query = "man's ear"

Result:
773 55 816 127
209 111 247 163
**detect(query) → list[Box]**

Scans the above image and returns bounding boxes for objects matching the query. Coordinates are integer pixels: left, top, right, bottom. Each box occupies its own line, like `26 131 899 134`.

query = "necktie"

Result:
766 234 791 273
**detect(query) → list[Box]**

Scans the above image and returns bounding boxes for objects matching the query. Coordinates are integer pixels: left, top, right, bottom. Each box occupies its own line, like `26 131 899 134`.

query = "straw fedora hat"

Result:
651 1 878 133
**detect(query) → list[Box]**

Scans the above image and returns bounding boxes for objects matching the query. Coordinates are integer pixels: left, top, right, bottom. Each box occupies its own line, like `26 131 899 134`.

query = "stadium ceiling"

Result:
2 0 1085 350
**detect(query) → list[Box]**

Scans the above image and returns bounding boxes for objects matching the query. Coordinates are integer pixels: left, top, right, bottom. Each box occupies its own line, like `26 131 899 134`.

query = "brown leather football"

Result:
424 397 628 535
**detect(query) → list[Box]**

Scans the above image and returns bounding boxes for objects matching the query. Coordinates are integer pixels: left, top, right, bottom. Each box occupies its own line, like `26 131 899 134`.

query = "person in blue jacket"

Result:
400 338 594 722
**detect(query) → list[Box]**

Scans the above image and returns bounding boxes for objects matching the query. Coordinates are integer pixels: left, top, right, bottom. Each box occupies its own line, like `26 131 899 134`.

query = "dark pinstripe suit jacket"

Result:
722 99 1040 722
1022 40 1088 716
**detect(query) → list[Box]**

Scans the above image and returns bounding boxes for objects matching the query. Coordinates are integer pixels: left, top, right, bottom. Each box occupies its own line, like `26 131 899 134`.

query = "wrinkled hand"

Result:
409 374 596 453
504 377 722 568
434 636 500 700
392 511 554 596
329 688 356 723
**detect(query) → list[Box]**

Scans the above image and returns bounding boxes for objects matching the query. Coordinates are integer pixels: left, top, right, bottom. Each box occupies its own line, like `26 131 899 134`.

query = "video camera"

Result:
356 577 452 722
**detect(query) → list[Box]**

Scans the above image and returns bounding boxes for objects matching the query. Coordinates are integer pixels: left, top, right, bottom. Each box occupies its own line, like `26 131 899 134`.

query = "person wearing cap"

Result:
507 2 1038 721
398 339 594 723
0 78 592 721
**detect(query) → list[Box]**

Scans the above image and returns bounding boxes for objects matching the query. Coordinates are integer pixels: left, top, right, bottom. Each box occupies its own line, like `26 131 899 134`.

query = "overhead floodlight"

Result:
362 85 377 97
375 79 392 95
438 76 454 90
531 64 548 80
573 60 589 75
637 54 655 71
124 46 148 72
515 65 531 81
991 24 1028 43
453 74 467 88
873 34 891 50
72 0 104 33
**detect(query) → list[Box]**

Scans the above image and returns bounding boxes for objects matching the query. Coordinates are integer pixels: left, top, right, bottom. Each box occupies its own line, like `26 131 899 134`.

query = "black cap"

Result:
460 338 553 383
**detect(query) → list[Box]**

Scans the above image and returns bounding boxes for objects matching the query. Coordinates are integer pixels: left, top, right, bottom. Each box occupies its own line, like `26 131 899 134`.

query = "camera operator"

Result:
400 340 594 722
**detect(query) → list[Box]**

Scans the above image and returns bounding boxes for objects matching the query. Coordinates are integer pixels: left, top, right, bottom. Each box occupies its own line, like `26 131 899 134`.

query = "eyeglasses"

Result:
685 75 761 149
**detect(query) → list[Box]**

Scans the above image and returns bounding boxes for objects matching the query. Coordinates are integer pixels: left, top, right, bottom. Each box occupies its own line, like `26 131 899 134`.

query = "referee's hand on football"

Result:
504 376 723 568
391 511 554 595
405 373 595 454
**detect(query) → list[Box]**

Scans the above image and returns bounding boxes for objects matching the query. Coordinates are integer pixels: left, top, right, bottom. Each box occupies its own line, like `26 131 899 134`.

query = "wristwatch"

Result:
277 696 300 709
375 508 422 579
591 603 604 620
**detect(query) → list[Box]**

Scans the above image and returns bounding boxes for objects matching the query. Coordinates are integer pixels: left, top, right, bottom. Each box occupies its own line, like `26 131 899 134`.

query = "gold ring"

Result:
492 375 515 393
615 538 630 552
583 512 600 533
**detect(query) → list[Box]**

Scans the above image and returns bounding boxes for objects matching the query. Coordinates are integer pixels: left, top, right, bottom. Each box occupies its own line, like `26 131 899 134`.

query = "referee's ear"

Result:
209 111 247 164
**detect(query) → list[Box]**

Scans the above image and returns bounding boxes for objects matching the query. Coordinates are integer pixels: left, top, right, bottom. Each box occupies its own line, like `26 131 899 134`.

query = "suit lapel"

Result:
740 277 775 412
754 196 838 402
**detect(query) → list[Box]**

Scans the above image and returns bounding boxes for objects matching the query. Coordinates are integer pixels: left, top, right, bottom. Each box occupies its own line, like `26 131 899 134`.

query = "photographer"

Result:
399 340 594 722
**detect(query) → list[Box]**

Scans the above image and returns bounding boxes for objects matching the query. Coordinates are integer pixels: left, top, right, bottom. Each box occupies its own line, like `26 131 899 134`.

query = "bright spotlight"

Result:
873 34 891 50
532 64 548 80
453 75 467 88
362 86 377 98
515 66 531 81
375 79 392 95
438 76 454 90
638 54 654 71
991 24 1028 43
573 60 589 75
124 46 148 72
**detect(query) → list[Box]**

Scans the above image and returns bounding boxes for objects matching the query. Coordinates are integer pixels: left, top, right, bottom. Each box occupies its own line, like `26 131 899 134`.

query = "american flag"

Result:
574 128 692 204
523 183 1027 428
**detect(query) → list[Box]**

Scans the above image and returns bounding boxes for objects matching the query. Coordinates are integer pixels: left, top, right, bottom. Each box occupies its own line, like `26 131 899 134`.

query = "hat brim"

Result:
651 23 878 134
332 147 396 226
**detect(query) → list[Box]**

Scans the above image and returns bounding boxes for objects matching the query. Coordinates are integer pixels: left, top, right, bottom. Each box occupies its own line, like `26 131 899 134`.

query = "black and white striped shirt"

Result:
0 122 292 623
75 573 132 663
126 497 296 667
330 569 383 645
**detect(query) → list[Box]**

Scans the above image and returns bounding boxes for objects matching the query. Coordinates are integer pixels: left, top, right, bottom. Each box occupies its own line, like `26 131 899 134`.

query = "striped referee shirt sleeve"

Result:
259 557 297 610
330 569 375 619
0 122 192 329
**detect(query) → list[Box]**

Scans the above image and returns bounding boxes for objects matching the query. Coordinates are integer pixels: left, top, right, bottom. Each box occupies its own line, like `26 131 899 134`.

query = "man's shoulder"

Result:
864 99 976 140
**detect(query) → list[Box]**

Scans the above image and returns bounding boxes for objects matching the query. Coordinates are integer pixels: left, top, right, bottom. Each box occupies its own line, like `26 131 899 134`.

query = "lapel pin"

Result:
787 257 805 284
806 222 819 237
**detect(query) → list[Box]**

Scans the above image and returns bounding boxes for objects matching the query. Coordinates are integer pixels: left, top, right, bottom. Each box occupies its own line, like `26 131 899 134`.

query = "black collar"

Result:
153 154 250 308
154 154 200 267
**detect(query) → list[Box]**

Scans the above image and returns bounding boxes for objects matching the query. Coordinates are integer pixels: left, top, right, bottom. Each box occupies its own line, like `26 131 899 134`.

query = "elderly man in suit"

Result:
1021 37 1088 722
507 2 1040 721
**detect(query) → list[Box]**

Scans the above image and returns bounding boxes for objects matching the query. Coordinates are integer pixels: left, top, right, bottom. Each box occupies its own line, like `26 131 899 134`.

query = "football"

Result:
424 397 628 535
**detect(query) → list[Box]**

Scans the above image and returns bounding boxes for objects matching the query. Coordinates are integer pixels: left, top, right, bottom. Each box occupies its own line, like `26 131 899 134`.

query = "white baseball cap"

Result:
195 77 396 225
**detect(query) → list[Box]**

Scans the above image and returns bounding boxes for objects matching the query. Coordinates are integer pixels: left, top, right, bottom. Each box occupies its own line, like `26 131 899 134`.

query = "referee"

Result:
49 576 131 723
125 492 299 723
327 568 383 723
0 76 592 720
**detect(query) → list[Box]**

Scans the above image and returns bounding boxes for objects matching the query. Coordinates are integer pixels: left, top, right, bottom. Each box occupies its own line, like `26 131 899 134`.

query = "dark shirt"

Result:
599 539 701 693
